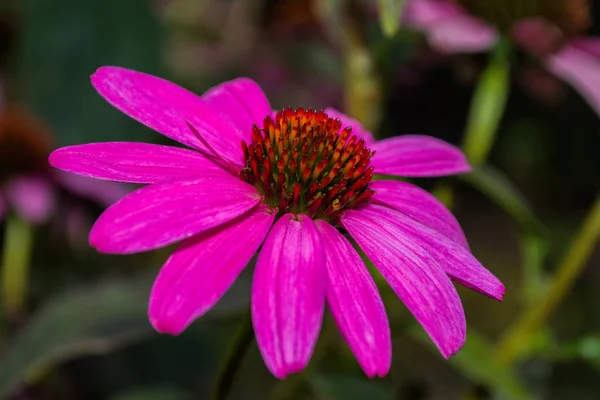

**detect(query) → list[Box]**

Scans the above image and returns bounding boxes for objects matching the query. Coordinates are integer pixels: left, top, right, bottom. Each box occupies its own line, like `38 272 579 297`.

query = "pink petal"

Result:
370 180 469 249
427 15 498 53
252 214 326 379
316 220 391 377
89 177 261 254
360 204 504 301
403 0 465 26
5 175 55 224
91 67 244 166
324 108 376 146
341 204 466 358
371 135 471 177
404 0 497 53
54 171 130 208
149 204 275 335
510 17 563 58
49 142 229 184
571 37 600 59
201 78 272 140
547 42 600 115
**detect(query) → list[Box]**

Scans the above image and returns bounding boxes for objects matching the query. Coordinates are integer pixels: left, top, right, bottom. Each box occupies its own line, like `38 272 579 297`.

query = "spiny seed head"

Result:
453 0 590 36
240 107 375 222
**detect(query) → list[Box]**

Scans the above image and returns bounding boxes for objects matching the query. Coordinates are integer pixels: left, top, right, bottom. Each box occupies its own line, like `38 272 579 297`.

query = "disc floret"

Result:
240 107 375 221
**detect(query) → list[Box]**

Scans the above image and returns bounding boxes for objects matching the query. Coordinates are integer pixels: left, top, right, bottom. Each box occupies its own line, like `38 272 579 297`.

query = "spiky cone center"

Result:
240 108 375 222
452 0 590 37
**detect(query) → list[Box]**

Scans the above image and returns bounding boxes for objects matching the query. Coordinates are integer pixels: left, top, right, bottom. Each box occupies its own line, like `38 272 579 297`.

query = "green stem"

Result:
313 0 382 134
377 0 407 38
210 311 254 400
496 194 600 364
432 40 511 205
462 39 511 166
1 214 34 321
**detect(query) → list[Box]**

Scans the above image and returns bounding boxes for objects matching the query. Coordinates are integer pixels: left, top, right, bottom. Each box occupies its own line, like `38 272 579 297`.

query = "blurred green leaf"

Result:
409 327 535 400
558 335 600 374
309 373 393 400
0 278 153 397
461 165 545 235
0 275 251 397
462 41 510 166
110 386 190 400
520 233 549 305
16 0 163 145
377 0 405 38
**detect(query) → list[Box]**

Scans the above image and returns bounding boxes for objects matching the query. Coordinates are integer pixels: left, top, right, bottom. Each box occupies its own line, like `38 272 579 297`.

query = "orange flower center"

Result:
240 108 375 221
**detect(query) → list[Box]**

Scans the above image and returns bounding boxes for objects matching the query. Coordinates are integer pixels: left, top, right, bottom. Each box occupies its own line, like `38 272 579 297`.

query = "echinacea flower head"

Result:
49 66 505 379
404 0 600 115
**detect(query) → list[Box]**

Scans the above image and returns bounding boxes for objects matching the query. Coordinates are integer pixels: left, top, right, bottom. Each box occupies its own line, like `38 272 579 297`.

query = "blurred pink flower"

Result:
0 103 127 227
404 0 600 114
50 66 504 379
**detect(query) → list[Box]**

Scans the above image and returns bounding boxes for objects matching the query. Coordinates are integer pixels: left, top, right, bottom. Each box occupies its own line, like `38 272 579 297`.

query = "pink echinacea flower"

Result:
403 0 600 115
49 66 505 378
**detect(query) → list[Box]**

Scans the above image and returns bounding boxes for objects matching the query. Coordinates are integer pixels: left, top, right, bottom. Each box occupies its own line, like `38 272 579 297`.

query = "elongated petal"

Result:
361 204 504 301
571 37 600 58
316 220 391 377
404 0 465 26
371 135 471 177
201 78 272 140
342 204 466 358
5 175 55 224
89 177 261 254
49 142 228 184
91 67 244 165
404 0 497 53
252 214 326 379
149 204 274 334
324 108 376 146
547 42 600 116
427 15 497 53
370 180 469 249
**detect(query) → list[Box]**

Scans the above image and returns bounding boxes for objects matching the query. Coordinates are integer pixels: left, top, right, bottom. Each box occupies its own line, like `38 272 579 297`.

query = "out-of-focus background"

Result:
0 0 599 399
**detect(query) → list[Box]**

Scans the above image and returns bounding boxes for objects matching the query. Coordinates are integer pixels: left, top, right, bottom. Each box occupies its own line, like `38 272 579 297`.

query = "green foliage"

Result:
377 0 406 38
309 373 393 400
554 335 600 374
462 41 511 166
409 327 535 400
110 387 190 400
461 165 545 235
0 276 250 398
0 278 153 397
15 0 164 145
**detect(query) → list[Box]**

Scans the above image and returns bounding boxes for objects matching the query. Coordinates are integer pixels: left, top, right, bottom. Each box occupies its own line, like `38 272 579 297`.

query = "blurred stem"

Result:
377 0 407 38
433 40 511 204
496 194 600 364
210 311 254 400
314 0 383 134
462 39 511 166
519 233 548 306
1 214 34 322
